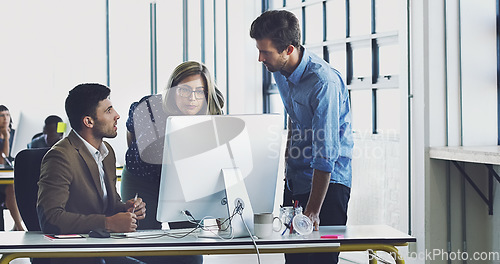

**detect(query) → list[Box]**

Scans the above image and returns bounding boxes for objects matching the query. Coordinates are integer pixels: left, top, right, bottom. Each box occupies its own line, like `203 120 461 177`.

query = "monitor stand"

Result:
221 167 254 238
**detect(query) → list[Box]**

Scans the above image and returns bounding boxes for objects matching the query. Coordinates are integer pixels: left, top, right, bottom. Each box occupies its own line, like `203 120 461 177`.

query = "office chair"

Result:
14 148 50 264
14 147 49 231
31 132 43 141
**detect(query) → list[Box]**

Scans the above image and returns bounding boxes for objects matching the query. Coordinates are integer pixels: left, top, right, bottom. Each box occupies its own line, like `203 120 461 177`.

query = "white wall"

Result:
460 1 497 146
411 0 499 263
1 0 261 165
0 0 107 157
107 0 152 165
227 0 262 115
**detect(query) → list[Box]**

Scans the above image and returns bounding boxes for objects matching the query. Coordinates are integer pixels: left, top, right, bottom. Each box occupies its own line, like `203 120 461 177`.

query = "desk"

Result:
0 168 122 185
0 169 14 185
0 225 415 264
429 146 500 214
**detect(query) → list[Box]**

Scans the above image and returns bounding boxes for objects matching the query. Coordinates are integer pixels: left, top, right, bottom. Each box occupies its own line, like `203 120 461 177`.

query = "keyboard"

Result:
117 228 200 238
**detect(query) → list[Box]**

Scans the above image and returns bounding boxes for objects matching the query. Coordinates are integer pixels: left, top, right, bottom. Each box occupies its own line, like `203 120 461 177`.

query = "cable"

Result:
182 208 241 240
239 209 261 264
197 215 234 240
110 224 202 240
121 202 246 240
368 250 392 264
182 210 197 223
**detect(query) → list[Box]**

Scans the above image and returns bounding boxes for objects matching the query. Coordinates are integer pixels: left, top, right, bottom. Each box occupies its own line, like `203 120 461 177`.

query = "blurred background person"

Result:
0 105 24 231
28 115 64 148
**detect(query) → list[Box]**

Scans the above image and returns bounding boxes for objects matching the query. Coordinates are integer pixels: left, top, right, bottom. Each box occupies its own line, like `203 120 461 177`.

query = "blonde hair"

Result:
162 61 224 115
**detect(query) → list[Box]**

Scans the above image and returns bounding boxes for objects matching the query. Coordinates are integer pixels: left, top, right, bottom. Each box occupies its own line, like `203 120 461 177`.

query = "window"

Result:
263 0 402 135
304 3 323 45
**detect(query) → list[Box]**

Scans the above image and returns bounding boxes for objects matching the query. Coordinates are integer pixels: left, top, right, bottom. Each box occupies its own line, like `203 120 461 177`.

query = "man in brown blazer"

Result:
37 83 147 264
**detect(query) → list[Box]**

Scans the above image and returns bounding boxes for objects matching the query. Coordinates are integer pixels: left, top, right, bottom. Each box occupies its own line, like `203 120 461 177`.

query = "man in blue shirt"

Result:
28 115 63 149
250 10 353 264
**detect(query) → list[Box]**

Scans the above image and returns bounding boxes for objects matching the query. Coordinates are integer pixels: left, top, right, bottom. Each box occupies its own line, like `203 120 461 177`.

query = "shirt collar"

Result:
286 46 309 86
73 130 109 160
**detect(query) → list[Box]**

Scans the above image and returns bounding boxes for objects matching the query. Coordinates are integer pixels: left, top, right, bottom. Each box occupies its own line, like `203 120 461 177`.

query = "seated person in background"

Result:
121 61 224 264
37 83 146 264
28 115 64 148
0 105 14 163
0 104 25 231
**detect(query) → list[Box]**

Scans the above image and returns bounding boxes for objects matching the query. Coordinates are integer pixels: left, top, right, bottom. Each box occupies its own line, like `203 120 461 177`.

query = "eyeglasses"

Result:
176 86 206 100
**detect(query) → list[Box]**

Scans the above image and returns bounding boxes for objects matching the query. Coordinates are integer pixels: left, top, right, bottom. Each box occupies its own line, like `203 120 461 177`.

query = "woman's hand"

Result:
0 125 10 139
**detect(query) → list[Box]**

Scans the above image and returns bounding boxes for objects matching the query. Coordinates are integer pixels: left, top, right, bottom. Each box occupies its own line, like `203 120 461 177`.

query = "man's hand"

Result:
105 212 137 232
303 208 321 231
126 197 146 220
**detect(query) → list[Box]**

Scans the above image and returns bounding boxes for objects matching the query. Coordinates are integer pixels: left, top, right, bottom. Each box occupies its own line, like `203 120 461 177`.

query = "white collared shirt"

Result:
74 131 109 207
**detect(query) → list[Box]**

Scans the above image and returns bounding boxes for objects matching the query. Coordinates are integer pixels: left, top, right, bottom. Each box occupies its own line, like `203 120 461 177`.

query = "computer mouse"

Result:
88 228 110 238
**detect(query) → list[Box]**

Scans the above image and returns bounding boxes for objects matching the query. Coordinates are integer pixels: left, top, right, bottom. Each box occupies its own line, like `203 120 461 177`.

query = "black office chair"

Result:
31 132 44 141
14 148 50 264
14 148 49 231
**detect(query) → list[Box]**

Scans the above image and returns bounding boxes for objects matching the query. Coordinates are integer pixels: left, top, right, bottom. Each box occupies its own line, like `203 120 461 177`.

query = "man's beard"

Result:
264 57 287 73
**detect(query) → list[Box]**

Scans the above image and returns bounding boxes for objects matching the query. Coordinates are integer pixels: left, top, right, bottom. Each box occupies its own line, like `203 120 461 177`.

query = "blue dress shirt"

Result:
274 47 353 195
28 135 49 149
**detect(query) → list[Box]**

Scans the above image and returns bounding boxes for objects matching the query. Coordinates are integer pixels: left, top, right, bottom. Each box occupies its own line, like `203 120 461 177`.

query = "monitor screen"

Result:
156 114 283 225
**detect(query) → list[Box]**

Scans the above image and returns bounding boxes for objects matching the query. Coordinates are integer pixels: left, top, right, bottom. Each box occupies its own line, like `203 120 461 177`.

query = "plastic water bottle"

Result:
292 207 313 236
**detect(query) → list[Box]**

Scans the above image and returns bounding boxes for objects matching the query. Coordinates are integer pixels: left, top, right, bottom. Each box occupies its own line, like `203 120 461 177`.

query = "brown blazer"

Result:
37 130 128 234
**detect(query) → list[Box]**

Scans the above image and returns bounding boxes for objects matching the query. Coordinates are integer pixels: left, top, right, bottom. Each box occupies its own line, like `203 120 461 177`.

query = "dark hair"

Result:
44 115 63 126
0 105 13 129
250 10 301 52
65 83 110 132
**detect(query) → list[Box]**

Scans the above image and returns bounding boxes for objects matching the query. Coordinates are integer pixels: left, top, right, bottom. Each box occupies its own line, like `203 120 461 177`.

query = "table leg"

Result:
367 249 378 264
336 243 407 264
0 253 19 264
0 243 409 264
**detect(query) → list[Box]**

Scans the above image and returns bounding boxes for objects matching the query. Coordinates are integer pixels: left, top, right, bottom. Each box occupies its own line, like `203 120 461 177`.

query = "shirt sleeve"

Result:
310 80 342 173
126 101 139 134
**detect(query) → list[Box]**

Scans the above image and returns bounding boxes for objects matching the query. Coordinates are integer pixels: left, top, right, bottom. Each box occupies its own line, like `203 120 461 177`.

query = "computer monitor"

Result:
156 114 283 236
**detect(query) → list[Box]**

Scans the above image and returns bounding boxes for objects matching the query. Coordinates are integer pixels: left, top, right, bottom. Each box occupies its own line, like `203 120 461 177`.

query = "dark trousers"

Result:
283 183 350 264
121 167 203 264
121 167 162 230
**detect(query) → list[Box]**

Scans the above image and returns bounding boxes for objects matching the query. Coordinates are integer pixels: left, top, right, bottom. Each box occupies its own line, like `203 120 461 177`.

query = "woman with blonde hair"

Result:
162 60 223 116
121 61 224 264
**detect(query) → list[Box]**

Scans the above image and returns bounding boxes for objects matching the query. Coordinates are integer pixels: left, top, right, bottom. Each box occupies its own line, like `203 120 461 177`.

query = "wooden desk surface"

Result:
429 145 500 165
